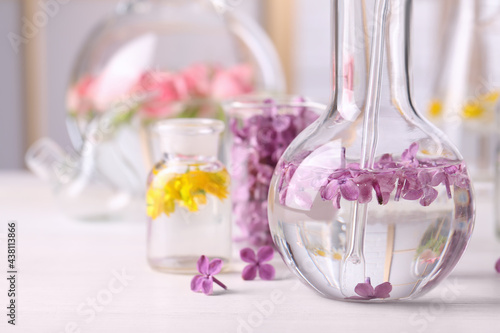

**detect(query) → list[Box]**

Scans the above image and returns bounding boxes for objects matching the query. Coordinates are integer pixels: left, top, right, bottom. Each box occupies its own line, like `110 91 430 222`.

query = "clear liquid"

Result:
269 172 474 301
147 195 232 274
146 158 232 274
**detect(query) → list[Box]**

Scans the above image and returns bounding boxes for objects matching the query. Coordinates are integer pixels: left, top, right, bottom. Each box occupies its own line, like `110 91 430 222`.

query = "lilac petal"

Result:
333 193 342 209
197 255 210 275
357 184 373 204
208 258 223 275
354 282 375 298
430 171 446 187
420 187 438 207
242 264 258 280
201 277 213 295
321 181 339 201
394 178 404 201
495 258 500 273
279 188 288 205
240 248 257 264
418 170 433 185
374 282 392 299
258 264 276 280
378 153 394 166
408 142 419 157
403 188 424 200
190 275 204 292
372 180 383 205
339 180 360 201
257 246 275 262
444 176 452 199
273 115 292 132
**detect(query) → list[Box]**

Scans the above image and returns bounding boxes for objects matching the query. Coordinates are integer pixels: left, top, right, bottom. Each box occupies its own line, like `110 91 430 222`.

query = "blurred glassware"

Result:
26 106 144 220
27 0 285 220
146 119 231 273
225 96 323 247
426 0 500 183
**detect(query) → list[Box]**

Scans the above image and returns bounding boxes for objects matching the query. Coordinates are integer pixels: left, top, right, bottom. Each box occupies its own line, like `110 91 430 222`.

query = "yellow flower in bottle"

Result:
147 167 230 218
205 170 230 200
146 187 164 219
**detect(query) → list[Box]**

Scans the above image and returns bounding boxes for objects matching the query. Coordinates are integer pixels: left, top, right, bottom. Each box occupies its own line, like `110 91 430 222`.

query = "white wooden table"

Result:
1 171 499 333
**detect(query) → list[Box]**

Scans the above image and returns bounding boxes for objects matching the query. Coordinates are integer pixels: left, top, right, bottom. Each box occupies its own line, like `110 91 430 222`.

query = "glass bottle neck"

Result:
154 119 224 160
328 0 417 122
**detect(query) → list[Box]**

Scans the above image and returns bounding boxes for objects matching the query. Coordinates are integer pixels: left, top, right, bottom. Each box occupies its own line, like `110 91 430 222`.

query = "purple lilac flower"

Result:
348 277 392 300
230 99 319 246
191 255 227 295
240 246 276 281
277 142 470 209
496 258 500 273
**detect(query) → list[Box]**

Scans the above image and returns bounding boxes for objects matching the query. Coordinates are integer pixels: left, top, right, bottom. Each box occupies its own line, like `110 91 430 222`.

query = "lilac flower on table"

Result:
347 277 392 300
240 246 276 281
495 258 500 273
191 255 227 295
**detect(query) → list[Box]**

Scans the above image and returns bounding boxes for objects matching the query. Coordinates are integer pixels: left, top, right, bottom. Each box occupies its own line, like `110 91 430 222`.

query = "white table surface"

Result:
1 171 499 333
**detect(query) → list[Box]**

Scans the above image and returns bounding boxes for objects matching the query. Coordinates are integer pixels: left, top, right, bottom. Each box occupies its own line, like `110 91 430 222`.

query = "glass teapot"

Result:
26 0 284 220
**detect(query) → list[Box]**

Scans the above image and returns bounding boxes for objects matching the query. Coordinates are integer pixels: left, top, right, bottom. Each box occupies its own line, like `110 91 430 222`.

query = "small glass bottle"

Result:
146 119 231 273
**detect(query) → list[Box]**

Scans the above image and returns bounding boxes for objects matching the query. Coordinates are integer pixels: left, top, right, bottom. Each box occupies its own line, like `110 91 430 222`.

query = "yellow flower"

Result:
462 91 499 120
146 168 230 219
312 247 343 261
146 188 164 220
428 99 443 118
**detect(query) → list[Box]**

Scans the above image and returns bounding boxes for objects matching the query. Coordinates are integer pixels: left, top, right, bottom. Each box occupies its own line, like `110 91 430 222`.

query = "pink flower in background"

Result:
69 63 256 119
190 255 227 295
67 75 97 114
136 71 189 118
495 258 500 273
182 64 211 98
240 246 276 281
211 64 255 99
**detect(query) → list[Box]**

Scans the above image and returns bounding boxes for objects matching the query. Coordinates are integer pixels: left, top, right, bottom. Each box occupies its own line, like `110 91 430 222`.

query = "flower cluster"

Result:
278 143 470 210
67 63 255 120
147 168 230 219
230 99 319 246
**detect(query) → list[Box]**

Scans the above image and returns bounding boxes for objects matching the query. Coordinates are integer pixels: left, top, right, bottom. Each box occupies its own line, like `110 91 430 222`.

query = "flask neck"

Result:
327 0 417 123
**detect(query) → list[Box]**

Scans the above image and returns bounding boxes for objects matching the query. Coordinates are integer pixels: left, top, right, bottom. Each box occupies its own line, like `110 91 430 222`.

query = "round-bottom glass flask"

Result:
268 0 475 301
146 119 231 273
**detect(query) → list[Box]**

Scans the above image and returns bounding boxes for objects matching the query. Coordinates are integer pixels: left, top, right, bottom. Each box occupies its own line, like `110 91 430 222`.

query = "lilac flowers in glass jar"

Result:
226 97 323 246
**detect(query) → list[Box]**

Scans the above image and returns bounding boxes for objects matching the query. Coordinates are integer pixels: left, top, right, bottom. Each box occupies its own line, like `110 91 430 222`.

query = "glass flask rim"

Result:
153 118 225 137
225 95 326 118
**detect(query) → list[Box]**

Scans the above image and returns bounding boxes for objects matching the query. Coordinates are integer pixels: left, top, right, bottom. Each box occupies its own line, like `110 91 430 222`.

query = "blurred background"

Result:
0 0 444 170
